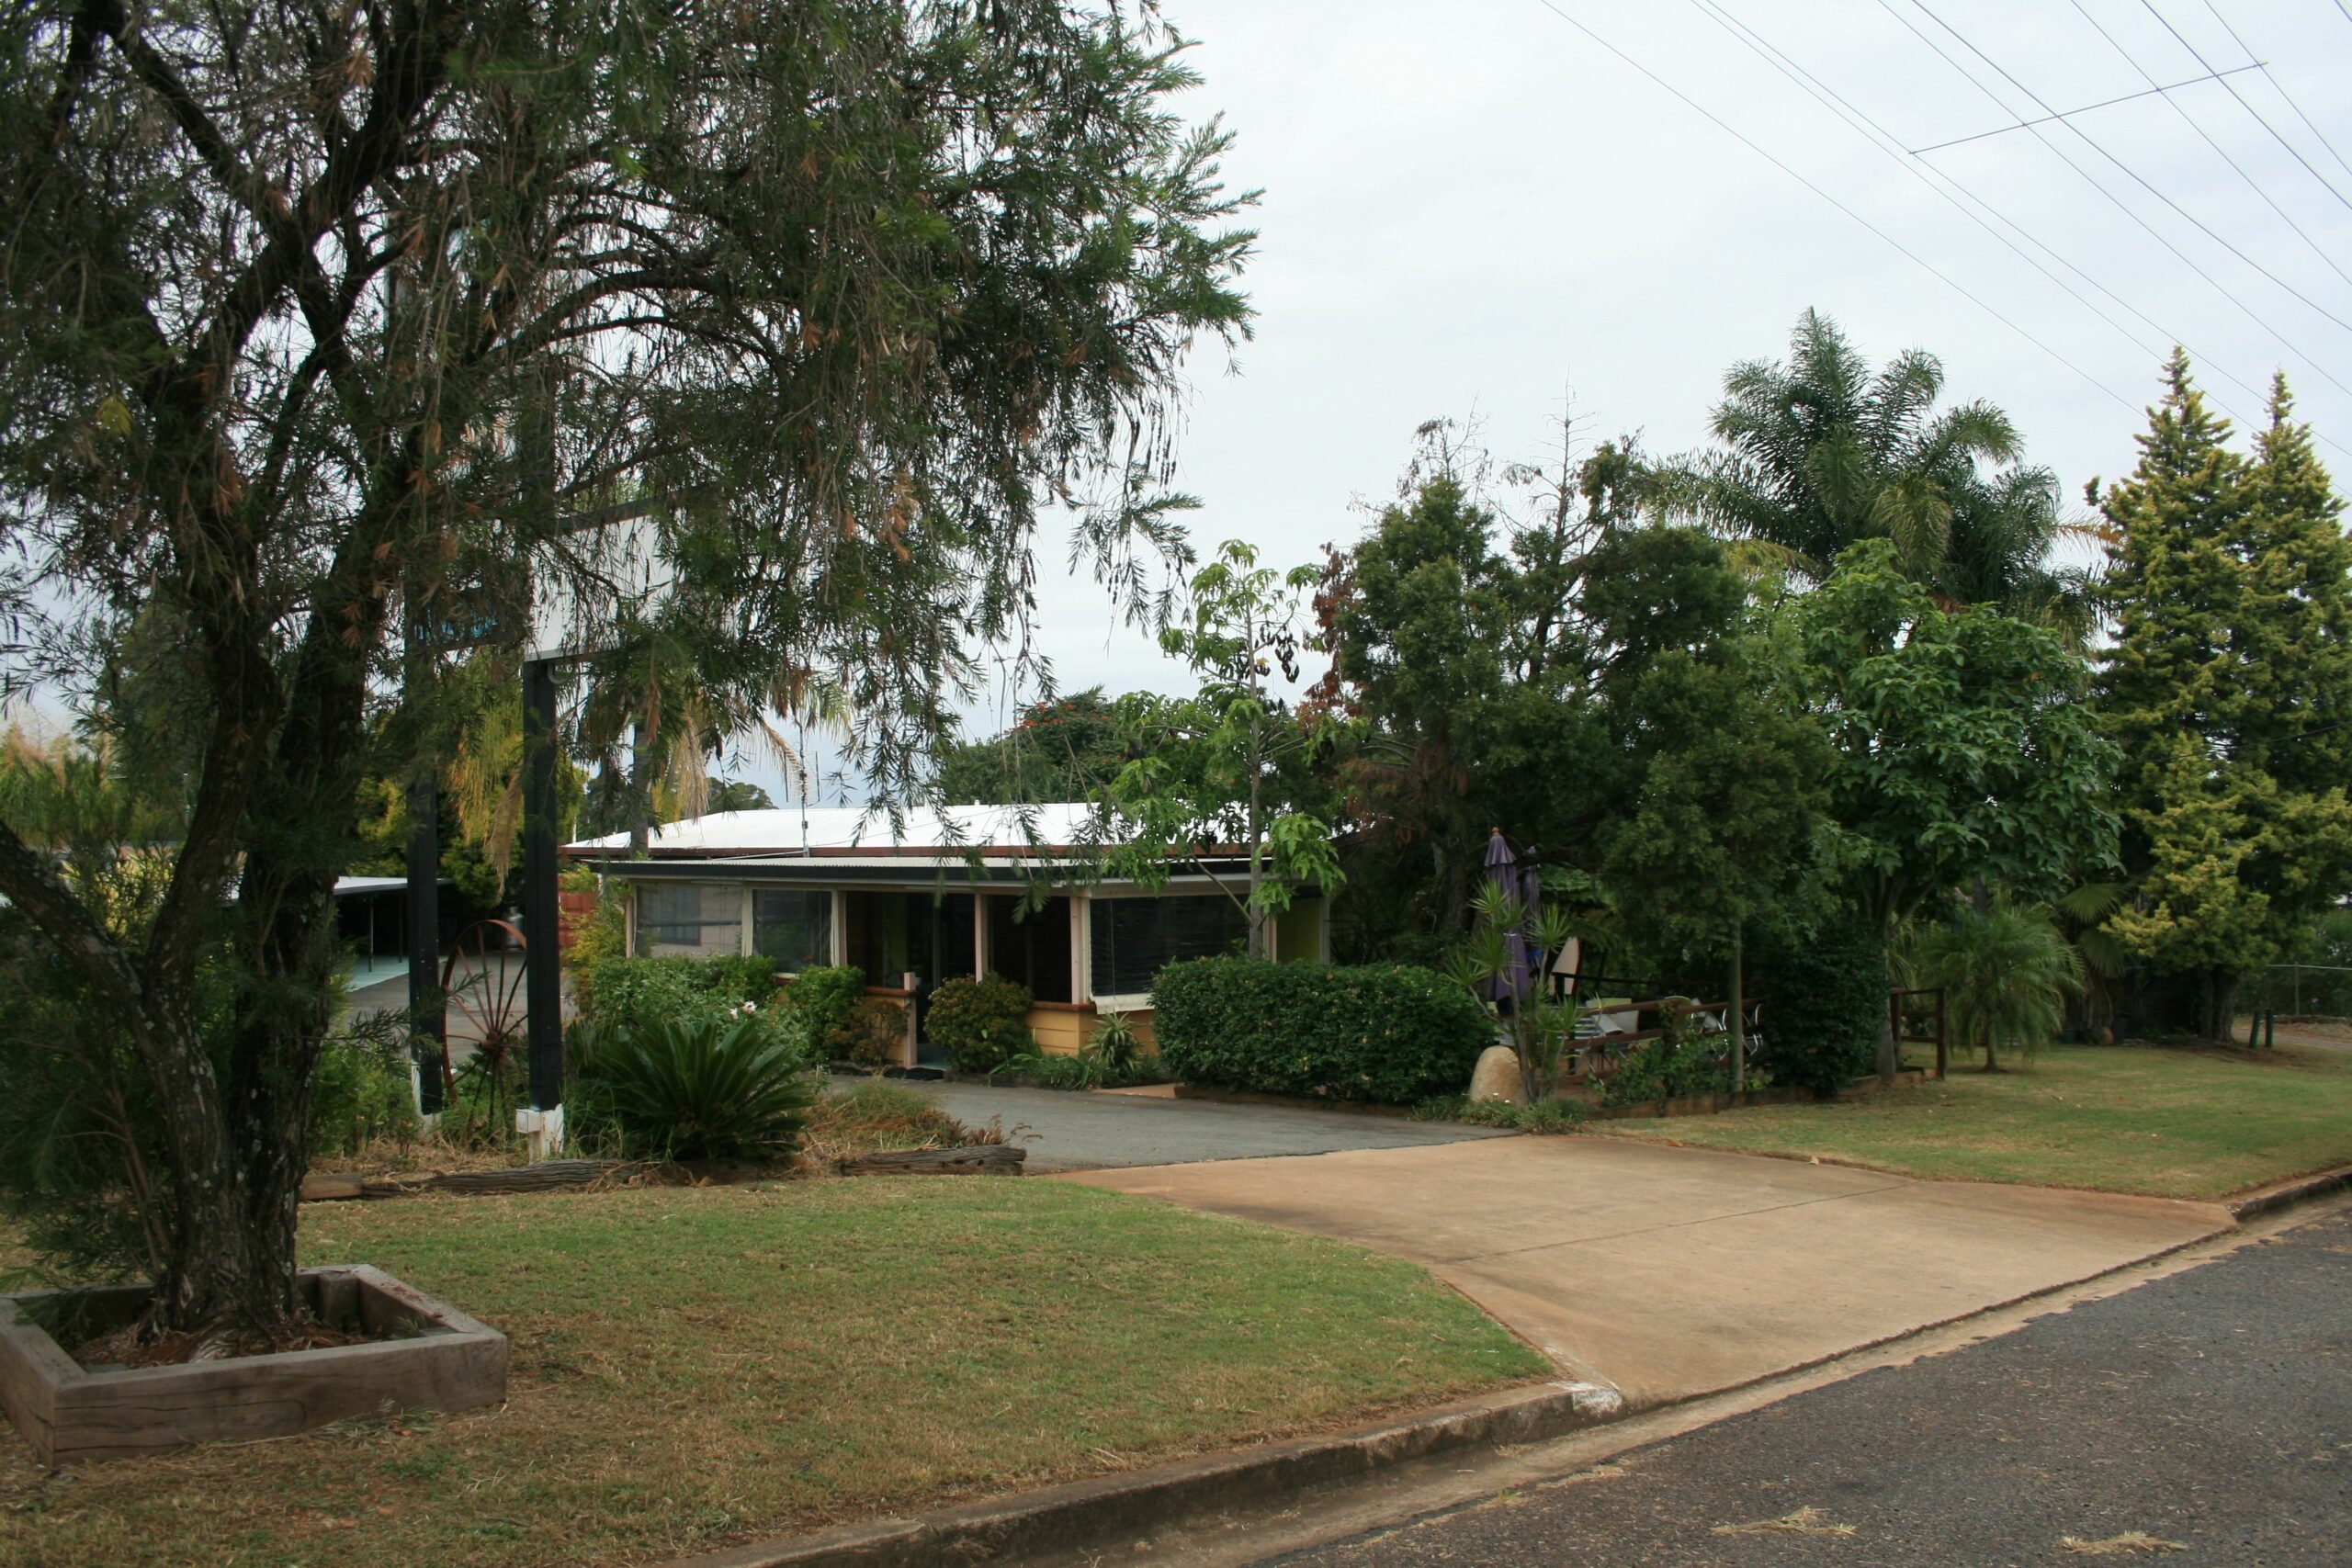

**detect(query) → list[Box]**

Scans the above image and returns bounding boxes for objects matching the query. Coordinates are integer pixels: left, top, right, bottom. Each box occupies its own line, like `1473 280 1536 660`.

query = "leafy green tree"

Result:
703 778 776 817
1587 531 1833 1089
1317 431 1638 948
1791 539 2118 1080
0 0 1250 1342
936 688 1128 805
1912 902 2084 1070
1099 542 1342 958
1672 310 2090 633
2093 357 2352 1037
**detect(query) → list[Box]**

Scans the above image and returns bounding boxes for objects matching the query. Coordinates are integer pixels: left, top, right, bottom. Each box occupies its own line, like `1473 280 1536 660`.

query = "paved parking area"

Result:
907 1082 1510 1172
1067 1136 2235 1405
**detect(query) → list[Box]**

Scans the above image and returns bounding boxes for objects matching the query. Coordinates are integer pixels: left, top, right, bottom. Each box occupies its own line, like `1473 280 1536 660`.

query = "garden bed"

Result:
0 1267 504 1467
0 1182 1543 1567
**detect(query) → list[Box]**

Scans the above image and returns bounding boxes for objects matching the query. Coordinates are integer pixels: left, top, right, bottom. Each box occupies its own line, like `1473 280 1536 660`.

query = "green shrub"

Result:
784 964 865 1055
1754 909 1884 1094
568 1013 814 1161
926 973 1033 1073
834 996 909 1066
1599 1028 1738 1107
308 1022 420 1158
561 890 628 980
1151 958 1494 1105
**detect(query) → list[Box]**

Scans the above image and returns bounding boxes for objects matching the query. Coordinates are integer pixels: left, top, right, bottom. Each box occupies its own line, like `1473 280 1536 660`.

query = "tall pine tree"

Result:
2095 355 2352 1037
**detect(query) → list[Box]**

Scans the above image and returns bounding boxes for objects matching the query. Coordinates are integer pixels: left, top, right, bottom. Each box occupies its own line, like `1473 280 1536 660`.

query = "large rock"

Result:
1468 1043 1526 1106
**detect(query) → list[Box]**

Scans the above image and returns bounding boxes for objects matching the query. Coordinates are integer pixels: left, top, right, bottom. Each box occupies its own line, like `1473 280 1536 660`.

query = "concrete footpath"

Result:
1063 1137 2235 1406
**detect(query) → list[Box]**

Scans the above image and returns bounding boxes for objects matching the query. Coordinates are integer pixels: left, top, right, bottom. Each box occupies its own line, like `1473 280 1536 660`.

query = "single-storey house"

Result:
562 804 1328 1064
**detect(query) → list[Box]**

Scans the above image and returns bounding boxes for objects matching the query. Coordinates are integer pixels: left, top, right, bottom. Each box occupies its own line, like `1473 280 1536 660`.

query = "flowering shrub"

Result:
575 955 814 1066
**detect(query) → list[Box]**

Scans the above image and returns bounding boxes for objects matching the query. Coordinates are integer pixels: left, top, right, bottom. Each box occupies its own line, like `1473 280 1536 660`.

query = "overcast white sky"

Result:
744 0 2352 800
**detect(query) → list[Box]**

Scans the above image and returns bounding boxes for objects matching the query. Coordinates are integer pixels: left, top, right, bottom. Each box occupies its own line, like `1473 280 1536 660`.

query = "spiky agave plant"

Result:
1913 903 2084 1071
569 1014 815 1162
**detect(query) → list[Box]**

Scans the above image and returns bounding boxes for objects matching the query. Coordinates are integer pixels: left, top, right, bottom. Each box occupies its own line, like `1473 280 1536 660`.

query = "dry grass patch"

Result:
1598 1043 2352 1199
0 1179 1544 1567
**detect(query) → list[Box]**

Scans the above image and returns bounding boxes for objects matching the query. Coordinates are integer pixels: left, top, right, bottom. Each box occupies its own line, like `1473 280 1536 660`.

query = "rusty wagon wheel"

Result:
440 919 528 1122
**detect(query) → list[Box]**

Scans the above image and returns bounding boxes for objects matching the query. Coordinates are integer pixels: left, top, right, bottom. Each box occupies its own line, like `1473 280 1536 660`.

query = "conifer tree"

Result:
2094 355 2352 1037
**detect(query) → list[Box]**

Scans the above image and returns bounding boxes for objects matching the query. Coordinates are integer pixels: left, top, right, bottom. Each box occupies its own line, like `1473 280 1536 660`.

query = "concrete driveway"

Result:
1064 1137 2235 1407
907 1082 1510 1172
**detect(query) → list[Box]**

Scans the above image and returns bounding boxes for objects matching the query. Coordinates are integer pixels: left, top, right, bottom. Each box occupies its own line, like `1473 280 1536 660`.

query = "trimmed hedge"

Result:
1151 958 1494 1105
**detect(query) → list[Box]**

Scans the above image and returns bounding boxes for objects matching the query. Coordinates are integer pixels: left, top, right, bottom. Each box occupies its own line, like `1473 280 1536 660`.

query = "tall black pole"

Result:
402 590 447 1113
523 656 564 1114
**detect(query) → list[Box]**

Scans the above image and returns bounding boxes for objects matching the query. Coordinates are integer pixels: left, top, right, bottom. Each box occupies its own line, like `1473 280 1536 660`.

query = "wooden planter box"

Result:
0 1265 507 1466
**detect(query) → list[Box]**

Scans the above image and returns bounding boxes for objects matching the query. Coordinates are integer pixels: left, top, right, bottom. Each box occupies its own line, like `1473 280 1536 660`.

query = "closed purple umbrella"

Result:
1483 829 1541 1008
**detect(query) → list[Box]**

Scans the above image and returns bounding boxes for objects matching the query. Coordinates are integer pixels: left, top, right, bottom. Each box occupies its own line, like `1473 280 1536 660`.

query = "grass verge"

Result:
0 1179 1544 1567
1596 1042 2352 1199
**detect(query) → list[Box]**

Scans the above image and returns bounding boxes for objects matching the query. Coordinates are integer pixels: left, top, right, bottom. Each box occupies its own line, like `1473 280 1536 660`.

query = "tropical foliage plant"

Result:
1913 903 2085 1070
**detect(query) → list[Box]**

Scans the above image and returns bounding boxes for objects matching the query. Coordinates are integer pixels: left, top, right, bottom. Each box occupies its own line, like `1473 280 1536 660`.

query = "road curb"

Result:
2226 1163 2352 1221
663 1379 1627 1568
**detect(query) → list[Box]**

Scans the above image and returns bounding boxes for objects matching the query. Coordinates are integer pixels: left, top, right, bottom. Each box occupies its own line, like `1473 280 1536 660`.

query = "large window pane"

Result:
985 894 1071 1004
753 889 831 972
1088 895 1247 998
634 884 741 956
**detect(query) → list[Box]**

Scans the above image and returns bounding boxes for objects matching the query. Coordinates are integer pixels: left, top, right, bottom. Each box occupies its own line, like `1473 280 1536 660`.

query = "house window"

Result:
753 889 831 972
1088 895 1247 999
986 894 1072 1004
634 884 741 956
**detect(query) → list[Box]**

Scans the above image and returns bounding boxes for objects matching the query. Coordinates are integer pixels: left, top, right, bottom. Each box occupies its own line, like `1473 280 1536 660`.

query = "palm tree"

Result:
1912 902 2085 1071
1668 310 2093 637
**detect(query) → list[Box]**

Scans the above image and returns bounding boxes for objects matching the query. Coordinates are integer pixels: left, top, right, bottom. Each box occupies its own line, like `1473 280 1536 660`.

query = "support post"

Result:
521 657 564 1152
404 765 447 1114
402 590 447 1116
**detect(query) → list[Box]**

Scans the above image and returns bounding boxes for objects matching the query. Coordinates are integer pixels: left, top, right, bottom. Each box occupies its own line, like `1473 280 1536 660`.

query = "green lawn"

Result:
1599 1042 2352 1199
0 1179 1544 1568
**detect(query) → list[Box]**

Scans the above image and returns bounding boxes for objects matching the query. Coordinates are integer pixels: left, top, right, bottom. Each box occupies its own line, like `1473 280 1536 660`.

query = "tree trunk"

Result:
1728 929 1746 1096
1876 919 1899 1086
1245 707 1268 961
2209 969 2242 1043
628 711 661 857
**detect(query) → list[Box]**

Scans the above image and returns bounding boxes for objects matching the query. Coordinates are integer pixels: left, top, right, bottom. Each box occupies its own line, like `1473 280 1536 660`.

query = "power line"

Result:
1905 0 2352 341
1691 6 2162 381
2193 0 2352 195
1879 0 2352 401
2135 0 2352 214
1527 1 2140 414
1908 62 2262 154
2068 0 2352 288
1688 0 2285 439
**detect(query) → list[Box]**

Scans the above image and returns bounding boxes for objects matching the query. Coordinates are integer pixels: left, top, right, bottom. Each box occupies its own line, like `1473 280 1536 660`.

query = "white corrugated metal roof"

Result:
564 802 1102 857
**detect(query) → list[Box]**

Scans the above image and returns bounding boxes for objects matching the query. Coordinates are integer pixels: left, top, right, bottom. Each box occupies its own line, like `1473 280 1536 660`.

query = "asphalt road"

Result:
1263 1205 2352 1567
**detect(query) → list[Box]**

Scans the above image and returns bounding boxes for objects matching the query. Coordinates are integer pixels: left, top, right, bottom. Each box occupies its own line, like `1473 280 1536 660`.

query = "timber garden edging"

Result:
0 1264 507 1467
